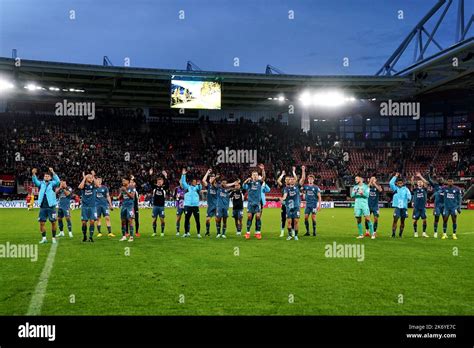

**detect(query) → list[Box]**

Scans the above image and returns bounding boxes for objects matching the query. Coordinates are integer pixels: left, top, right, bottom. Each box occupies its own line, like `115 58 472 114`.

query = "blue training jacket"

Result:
260 183 271 205
389 176 412 209
180 174 202 207
32 174 60 207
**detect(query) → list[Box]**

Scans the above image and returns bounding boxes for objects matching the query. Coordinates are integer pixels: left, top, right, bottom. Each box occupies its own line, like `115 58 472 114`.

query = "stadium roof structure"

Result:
0 0 472 110
0 45 472 110
0 57 411 109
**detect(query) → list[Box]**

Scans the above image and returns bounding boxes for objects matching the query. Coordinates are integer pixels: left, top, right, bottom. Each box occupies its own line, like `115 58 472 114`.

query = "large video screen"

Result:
170 79 221 110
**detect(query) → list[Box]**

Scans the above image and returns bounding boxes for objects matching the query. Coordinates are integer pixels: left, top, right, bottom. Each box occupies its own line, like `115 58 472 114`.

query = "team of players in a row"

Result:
351 172 462 240
30 165 462 243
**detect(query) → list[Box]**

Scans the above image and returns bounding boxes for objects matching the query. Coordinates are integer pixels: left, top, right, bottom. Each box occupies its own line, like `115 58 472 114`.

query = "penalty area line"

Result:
27 242 58 315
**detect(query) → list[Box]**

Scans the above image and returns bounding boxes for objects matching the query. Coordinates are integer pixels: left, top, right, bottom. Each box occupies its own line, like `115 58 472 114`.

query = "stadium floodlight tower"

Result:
103 56 113 67
265 64 285 75
377 0 474 76
186 61 202 71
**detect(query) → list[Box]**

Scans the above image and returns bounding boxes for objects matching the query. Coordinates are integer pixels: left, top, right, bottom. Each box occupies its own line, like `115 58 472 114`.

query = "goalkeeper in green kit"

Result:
350 176 375 239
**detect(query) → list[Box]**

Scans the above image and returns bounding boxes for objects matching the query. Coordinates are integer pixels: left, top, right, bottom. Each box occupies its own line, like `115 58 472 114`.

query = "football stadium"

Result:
0 0 473 345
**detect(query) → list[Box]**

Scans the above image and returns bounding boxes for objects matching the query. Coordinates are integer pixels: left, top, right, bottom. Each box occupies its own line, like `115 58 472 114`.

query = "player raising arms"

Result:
174 182 186 236
150 170 169 237
302 169 321 237
32 167 60 244
230 181 245 236
55 180 73 238
277 170 293 237
242 164 266 240
119 177 136 242
351 175 375 239
425 171 445 238
95 177 115 238
366 176 383 237
180 168 202 238
259 178 271 217
281 166 305 240
441 178 462 240
129 175 140 238
389 173 412 238
202 169 218 237
411 173 429 238
78 171 99 242
215 178 240 238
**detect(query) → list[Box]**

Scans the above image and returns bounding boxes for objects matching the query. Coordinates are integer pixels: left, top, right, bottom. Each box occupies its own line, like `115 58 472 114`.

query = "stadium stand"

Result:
1 110 472 202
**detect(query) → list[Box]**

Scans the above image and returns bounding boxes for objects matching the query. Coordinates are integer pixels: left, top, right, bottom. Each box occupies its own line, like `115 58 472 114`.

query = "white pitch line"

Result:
27 242 58 315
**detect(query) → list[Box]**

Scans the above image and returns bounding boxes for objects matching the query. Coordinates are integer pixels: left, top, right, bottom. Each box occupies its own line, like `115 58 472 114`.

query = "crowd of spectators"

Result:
0 112 472 198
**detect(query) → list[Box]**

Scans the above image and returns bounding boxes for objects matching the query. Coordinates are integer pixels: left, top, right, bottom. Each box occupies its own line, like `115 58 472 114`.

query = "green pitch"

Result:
0 208 473 315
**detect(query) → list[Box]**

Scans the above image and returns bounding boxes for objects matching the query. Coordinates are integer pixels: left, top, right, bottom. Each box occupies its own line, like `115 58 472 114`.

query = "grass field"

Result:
0 207 473 316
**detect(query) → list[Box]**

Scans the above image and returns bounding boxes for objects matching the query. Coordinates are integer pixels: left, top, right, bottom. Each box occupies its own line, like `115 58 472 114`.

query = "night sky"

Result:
0 0 469 75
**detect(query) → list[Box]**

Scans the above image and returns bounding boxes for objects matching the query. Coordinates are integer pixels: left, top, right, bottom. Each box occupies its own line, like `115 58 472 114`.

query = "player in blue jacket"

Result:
259 178 271 217
389 173 412 238
181 168 203 238
442 178 462 240
32 167 60 244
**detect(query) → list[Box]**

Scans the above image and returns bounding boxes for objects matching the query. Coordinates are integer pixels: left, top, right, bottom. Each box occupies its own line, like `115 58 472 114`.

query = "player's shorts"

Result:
206 206 217 218
393 208 408 219
81 206 97 221
354 205 370 217
176 207 185 216
96 204 110 217
443 207 458 217
216 207 229 218
412 207 427 220
433 205 444 217
120 205 135 220
247 203 261 214
152 206 165 218
232 209 243 219
57 207 70 218
38 207 57 222
369 206 379 217
287 207 300 219
304 205 317 215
